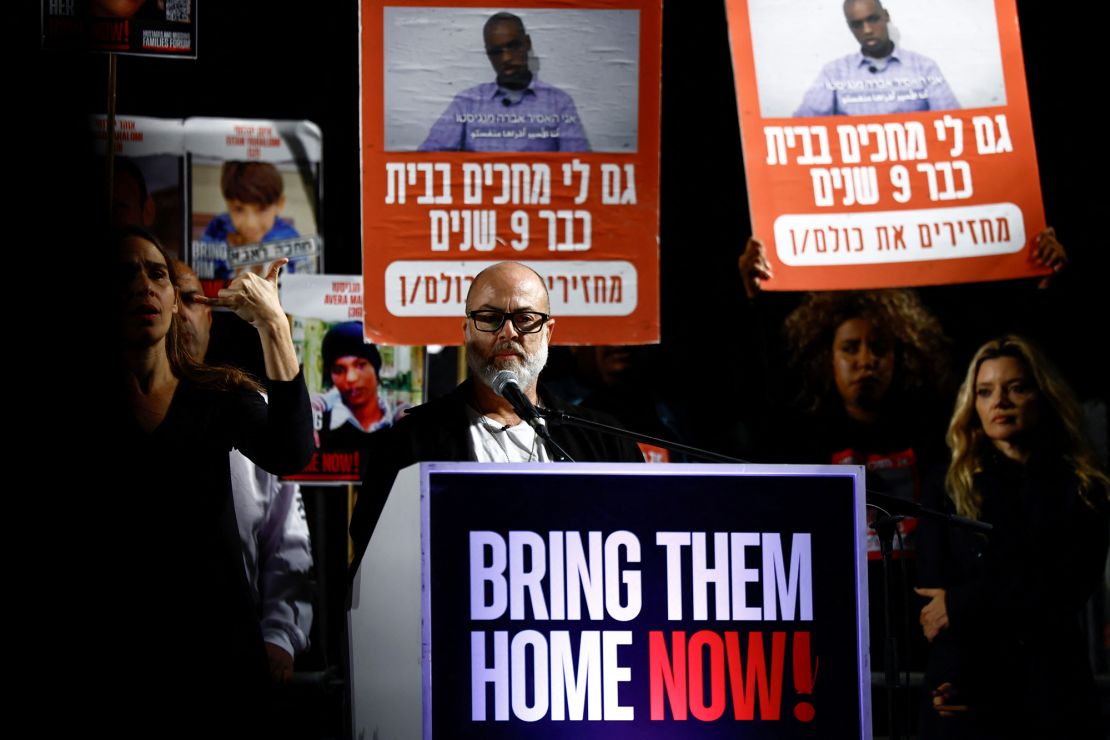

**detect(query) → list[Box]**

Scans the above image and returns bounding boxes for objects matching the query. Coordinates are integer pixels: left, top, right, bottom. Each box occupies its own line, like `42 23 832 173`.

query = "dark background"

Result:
25 1 1106 737
33 0 1106 428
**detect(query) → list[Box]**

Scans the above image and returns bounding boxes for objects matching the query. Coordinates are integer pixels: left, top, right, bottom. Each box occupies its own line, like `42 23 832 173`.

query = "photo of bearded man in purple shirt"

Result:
794 0 959 117
418 12 591 152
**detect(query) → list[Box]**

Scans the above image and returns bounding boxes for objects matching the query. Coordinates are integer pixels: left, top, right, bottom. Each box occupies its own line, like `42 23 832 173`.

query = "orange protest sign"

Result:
725 0 1047 290
360 0 662 344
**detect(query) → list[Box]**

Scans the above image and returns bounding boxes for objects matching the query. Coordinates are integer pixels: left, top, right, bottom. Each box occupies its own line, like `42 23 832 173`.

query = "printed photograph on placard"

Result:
42 0 198 58
362 0 663 345
109 153 185 256
92 114 188 256
384 6 640 153
748 0 1005 119
725 0 1046 290
186 118 324 298
287 317 424 483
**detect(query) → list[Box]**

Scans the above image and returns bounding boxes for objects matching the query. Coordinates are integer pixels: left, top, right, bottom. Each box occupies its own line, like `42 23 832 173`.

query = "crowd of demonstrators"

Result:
735 229 1106 735
112 227 313 732
917 337 1108 739
736 227 1071 477
100 204 1102 737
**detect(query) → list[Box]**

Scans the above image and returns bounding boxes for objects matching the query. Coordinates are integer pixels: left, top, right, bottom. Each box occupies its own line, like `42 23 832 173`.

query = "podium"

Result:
349 462 872 739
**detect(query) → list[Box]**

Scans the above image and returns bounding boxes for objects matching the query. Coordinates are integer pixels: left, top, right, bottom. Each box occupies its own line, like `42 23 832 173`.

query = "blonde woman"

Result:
916 336 1108 739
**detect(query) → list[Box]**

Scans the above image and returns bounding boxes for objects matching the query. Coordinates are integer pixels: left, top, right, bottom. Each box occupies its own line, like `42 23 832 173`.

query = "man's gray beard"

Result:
467 336 549 393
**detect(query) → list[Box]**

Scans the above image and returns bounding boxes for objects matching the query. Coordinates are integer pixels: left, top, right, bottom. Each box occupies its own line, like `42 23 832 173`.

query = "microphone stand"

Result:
863 492 990 740
539 406 992 536
528 415 576 463
539 405 992 740
538 406 745 463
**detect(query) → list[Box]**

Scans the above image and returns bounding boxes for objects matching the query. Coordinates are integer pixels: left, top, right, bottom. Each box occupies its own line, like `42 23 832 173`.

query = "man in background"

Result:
176 260 315 683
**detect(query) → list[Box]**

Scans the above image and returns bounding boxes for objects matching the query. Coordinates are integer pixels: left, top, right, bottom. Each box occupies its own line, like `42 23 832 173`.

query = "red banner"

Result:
360 0 661 345
726 0 1047 290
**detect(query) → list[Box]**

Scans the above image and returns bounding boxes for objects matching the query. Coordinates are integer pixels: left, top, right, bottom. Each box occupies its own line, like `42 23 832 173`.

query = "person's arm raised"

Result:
198 258 299 381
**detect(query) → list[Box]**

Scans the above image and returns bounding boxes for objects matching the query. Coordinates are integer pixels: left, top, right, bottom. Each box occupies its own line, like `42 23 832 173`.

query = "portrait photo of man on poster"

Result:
747 0 1007 119
383 6 641 152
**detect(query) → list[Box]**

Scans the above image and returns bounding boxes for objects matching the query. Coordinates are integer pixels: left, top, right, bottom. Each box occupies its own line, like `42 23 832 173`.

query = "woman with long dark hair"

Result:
113 228 313 729
917 335 1108 739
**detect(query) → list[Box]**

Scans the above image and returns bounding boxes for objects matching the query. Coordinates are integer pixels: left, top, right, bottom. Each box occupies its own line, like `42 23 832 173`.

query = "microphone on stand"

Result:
490 370 547 434
490 370 578 461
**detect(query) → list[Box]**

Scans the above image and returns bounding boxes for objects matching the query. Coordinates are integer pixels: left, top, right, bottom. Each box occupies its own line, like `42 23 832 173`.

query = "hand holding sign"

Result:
1032 227 1067 289
739 237 774 299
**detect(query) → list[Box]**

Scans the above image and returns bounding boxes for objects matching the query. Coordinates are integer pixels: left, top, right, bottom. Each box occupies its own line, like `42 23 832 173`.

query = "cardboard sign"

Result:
359 1 662 344
726 0 1047 290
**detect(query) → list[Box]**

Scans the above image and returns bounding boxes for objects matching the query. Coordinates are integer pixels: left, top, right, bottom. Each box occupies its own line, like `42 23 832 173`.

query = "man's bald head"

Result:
463 262 554 394
465 262 551 314
483 11 526 36
844 0 884 12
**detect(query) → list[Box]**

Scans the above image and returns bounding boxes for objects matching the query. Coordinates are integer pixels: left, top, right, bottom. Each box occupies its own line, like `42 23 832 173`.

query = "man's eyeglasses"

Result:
467 310 550 334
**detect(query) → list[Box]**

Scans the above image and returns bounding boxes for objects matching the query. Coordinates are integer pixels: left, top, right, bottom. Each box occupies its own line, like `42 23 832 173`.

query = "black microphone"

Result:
868 65 878 73
501 98 511 107
491 370 549 436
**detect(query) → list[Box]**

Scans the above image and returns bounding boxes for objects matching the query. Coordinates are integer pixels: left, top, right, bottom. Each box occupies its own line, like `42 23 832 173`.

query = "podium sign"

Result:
350 462 871 739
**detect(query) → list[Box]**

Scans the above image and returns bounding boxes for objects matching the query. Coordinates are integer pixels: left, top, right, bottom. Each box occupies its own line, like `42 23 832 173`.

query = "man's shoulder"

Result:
401 381 471 418
819 47 940 73
530 78 574 97
892 46 937 63
380 381 470 440
447 81 500 104
359 382 472 470
538 383 644 463
888 46 944 74
818 51 866 75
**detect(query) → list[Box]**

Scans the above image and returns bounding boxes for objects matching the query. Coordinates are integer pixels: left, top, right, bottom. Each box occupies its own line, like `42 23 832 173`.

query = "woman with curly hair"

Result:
775 289 953 500
750 289 957 723
916 336 1108 739
783 289 952 423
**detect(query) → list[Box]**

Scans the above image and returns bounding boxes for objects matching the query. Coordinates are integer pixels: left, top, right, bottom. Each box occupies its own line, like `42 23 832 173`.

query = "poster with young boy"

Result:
360 0 663 346
186 117 324 299
42 0 198 58
92 113 187 258
725 0 1048 290
282 273 426 483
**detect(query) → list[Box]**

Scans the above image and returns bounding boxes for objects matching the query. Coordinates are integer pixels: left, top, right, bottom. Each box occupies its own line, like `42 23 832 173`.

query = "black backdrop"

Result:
36 1 1108 421
21 3 1107 735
